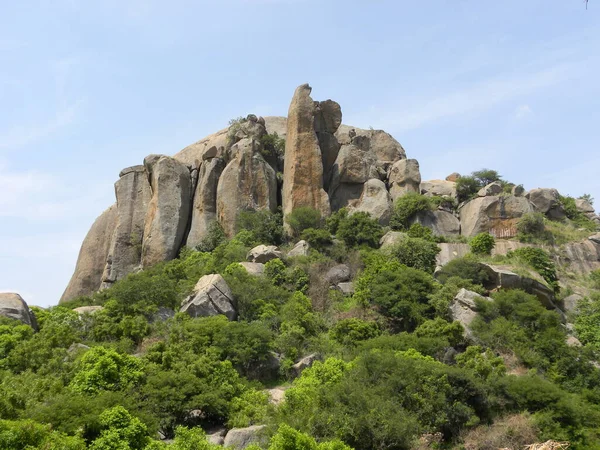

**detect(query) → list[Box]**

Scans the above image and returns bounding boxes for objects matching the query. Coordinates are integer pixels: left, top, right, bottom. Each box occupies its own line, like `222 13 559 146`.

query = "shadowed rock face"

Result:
282 84 331 221
101 165 152 290
0 293 37 329
61 205 117 302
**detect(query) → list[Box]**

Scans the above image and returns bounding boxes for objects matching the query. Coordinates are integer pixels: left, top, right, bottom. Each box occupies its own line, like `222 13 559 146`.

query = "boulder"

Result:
151 307 176 323
0 293 37 329
216 139 278 237
247 245 283 263
325 264 351 285
420 180 457 199
512 185 526 197
589 233 600 245
436 243 471 266
206 428 227 446
186 158 225 248
292 353 319 377
459 195 533 237
174 127 229 167
287 240 310 258
266 387 287 405
450 288 490 337
480 264 556 310
557 239 600 273
350 178 393 225
563 294 584 313
223 425 267 450
410 210 460 236
180 274 236 320
335 125 406 166
576 198 595 217
567 336 582 347
526 188 565 220
379 231 407 249
477 181 503 197
445 173 460 182
388 159 421 201
73 306 104 315
101 165 152 289
142 155 192 267
238 262 265 276
61 205 118 302
282 84 331 222
336 282 355 296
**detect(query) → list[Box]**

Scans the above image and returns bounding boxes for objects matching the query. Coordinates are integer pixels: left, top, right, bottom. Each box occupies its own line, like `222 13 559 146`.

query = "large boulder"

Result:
101 165 152 289
480 264 556 310
180 274 236 320
410 210 460 236
526 188 565 220
142 155 192 267
282 84 331 222
223 425 267 450
174 127 230 167
576 198 595 218
216 139 278 237
335 125 406 166
247 245 283 263
388 159 421 201
379 231 407 249
477 181 503 197
350 178 393 225
238 262 265 276
61 205 117 302
291 353 319 378
459 195 533 237
450 288 490 337
0 293 37 329
420 180 457 199
287 240 310 258
186 157 225 249
325 264 351 285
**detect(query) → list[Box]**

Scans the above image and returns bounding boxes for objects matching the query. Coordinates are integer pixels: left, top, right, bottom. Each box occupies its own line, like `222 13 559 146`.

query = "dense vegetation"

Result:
2 202 600 449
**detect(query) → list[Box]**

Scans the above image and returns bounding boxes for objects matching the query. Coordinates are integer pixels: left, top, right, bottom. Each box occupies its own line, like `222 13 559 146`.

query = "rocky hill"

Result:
2 84 600 450
60 83 600 304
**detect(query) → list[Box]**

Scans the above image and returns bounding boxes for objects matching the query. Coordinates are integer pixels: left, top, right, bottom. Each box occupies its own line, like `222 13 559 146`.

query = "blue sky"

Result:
1 0 598 307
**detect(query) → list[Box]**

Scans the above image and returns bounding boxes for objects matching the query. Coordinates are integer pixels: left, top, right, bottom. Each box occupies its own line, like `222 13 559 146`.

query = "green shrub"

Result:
336 212 383 248
330 319 381 347
390 193 437 231
516 213 553 244
435 256 490 286
469 232 495 255
590 269 600 289
286 207 322 237
195 221 226 252
575 293 600 348
260 132 285 160
325 208 348 235
406 223 435 242
456 176 481 203
455 345 506 380
414 318 464 347
0 418 86 450
300 228 332 252
506 247 559 292
236 209 284 245
388 237 440 274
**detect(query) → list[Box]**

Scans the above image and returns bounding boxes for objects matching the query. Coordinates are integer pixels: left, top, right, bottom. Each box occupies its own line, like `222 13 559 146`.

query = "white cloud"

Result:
515 104 533 119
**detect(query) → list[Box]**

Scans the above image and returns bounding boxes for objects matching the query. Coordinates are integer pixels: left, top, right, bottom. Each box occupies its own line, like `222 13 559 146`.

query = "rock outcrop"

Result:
421 180 457 199
223 425 267 450
101 166 152 289
247 245 283 263
61 205 117 302
0 293 37 329
142 155 192 267
180 274 236 320
350 178 393 225
526 188 565 220
459 195 532 237
282 84 330 221
216 139 277 237
388 159 421 201
450 288 490 337
410 210 460 236
186 157 225 249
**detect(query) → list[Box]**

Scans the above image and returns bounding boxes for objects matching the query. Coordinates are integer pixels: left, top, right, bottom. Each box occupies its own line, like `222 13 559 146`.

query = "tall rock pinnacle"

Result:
282 84 331 223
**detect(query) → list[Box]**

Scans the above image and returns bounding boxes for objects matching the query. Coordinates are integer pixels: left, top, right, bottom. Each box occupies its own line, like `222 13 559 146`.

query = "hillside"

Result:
1 84 600 449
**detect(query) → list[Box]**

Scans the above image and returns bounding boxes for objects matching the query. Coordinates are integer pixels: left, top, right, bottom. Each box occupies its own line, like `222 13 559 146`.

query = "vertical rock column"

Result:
101 166 152 289
282 84 331 223
141 155 192 267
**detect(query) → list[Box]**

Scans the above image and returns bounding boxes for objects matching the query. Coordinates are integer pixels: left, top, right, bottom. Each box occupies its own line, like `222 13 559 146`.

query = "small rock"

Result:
325 264 351 285
511 185 526 197
446 172 460 182
287 240 310 257
266 387 288 405
180 274 236 320
247 245 284 263
238 262 265 276
567 336 582 347
336 282 355 296
292 353 319 378
477 181 503 197
223 425 267 449
73 306 104 316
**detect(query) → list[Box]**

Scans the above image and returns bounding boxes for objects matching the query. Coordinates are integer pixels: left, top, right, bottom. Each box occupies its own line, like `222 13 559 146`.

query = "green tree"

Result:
390 193 437 231
90 406 149 450
388 237 440 274
469 232 495 255
336 212 383 248
286 207 323 237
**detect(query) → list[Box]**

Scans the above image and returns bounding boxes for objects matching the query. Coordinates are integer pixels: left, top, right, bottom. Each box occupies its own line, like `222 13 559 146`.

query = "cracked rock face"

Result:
180 274 236 320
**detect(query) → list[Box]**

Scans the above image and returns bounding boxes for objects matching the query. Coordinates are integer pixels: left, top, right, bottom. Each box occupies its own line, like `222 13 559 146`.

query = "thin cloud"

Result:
515 104 533 120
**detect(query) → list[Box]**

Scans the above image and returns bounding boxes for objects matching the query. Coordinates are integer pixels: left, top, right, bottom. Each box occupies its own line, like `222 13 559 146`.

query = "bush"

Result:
506 247 559 292
325 208 348 235
330 319 381 347
286 208 322 237
469 233 495 255
237 209 284 245
388 237 440 274
435 256 490 286
260 132 285 160
456 176 481 203
406 223 435 242
336 212 383 248
195 221 226 252
390 193 437 231
516 213 553 244
300 228 332 252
